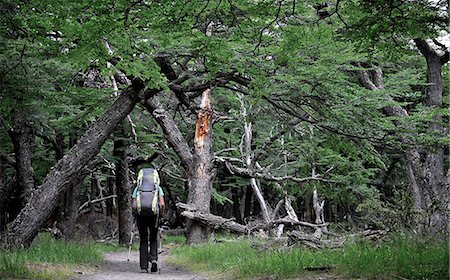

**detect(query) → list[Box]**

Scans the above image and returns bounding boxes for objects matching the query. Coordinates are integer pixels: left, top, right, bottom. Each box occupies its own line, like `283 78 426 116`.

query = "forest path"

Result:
79 250 206 280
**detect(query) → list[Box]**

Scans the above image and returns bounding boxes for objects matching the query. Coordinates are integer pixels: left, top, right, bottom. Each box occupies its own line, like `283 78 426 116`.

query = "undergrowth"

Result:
0 233 119 280
168 232 448 279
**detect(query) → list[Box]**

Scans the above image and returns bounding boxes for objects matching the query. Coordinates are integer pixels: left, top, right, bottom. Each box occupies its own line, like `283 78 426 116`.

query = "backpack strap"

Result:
137 169 144 190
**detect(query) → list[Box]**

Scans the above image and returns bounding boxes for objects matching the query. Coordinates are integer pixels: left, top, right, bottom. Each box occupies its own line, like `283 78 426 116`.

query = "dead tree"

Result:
237 93 272 224
144 89 216 243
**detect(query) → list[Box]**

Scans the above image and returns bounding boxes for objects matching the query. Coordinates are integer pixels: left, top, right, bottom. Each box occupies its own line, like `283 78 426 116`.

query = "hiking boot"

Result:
150 262 157 272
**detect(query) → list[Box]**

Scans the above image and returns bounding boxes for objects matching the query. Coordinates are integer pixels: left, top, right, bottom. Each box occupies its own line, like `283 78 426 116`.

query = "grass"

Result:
168 233 449 279
0 233 120 279
163 234 186 245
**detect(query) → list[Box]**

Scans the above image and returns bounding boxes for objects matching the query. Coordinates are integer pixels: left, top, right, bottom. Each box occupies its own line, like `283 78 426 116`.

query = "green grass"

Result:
163 234 186 245
169 233 449 279
0 233 120 279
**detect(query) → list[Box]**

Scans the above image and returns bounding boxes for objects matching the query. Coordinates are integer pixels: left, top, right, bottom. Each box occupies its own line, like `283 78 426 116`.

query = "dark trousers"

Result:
136 214 158 269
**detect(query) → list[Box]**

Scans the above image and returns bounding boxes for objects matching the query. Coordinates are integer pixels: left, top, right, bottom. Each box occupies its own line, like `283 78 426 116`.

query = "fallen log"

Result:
177 203 330 236
177 203 247 234
288 230 322 249
180 211 247 234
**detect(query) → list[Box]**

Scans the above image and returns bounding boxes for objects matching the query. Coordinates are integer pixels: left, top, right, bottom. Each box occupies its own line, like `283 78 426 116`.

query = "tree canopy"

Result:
0 0 448 247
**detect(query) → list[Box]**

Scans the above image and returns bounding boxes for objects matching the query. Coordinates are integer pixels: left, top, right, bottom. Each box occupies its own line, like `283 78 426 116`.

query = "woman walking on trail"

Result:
131 167 165 273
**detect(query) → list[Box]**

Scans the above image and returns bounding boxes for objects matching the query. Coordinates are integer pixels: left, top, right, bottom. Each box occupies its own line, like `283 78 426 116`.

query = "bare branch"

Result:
223 161 335 183
78 195 117 213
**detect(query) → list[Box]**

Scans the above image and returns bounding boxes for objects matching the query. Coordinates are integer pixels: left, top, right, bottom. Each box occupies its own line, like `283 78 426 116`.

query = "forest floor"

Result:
75 250 206 280
71 250 346 280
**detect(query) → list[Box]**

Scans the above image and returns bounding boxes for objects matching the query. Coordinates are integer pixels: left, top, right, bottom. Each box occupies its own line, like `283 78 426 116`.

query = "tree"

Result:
342 0 449 234
0 80 149 248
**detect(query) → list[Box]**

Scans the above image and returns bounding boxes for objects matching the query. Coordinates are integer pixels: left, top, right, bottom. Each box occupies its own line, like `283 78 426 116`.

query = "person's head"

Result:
136 163 155 172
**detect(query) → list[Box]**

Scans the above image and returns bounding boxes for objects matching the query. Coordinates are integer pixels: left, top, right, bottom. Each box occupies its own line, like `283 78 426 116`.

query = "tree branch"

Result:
222 161 335 184
142 98 194 173
78 195 117 213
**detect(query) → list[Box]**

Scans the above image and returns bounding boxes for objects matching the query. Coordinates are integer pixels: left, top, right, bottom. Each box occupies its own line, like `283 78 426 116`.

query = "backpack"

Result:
132 168 160 216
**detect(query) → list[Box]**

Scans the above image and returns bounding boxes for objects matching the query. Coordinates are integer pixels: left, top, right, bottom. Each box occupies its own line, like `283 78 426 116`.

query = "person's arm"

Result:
158 186 165 214
159 196 165 214
131 187 138 213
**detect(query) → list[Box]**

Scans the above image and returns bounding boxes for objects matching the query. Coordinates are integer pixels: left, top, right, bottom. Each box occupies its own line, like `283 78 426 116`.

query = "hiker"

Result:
131 167 165 273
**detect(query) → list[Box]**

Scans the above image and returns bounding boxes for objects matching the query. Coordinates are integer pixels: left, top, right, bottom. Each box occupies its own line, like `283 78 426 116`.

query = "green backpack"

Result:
132 168 160 216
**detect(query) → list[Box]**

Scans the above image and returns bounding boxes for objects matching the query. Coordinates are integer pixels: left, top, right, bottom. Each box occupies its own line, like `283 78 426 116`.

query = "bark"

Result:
143 98 194 171
417 43 446 232
178 203 328 235
231 186 243 224
0 80 147 248
105 168 115 217
9 110 35 207
313 189 325 224
289 230 322 249
243 186 253 219
78 195 117 213
89 175 99 213
114 123 133 245
273 182 299 222
59 175 84 240
177 203 247 234
0 156 6 232
186 89 216 243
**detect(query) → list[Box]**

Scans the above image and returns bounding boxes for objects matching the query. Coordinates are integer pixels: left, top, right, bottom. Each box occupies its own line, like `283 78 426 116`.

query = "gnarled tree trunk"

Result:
0 80 147 248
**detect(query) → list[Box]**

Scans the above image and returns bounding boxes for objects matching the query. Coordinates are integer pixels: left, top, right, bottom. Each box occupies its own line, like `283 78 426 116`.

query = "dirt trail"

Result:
78 251 206 280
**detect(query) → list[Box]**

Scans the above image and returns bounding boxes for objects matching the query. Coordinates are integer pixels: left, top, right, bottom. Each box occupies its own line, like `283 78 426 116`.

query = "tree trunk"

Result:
143 98 194 171
357 56 447 234
59 175 84 240
105 168 115 217
231 186 243 224
114 123 133 245
144 89 216 243
178 203 247 234
313 189 325 224
186 89 216 243
0 156 7 232
0 80 147 248
243 186 253 219
238 93 272 223
9 110 35 207
420 49 446 233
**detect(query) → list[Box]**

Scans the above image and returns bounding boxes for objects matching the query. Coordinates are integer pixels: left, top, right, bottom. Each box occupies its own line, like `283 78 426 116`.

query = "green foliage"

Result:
342 0 447 57
169 234 448 279
1 0 447 237
211 187 233 205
